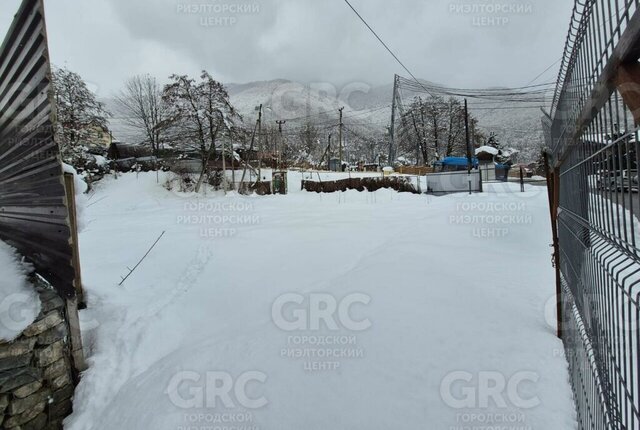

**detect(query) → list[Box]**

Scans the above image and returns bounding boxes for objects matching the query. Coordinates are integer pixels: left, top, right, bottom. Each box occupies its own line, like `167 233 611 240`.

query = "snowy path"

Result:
67 172 576 429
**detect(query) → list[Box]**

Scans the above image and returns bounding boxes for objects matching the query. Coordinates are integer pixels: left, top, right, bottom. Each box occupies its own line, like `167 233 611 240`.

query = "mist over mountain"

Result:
226 79 548 163
106 79 548 163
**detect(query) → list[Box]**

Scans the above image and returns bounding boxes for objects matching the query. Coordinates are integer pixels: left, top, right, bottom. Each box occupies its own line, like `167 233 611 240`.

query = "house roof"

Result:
475 146 499 156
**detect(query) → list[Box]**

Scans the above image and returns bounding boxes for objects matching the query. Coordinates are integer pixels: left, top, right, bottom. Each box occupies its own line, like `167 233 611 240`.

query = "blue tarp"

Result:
438 157 479 168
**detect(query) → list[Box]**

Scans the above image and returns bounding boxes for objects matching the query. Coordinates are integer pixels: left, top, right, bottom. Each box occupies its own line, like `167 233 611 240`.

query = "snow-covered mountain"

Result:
225 79 392 133
226 79 548 162
105 78 549 163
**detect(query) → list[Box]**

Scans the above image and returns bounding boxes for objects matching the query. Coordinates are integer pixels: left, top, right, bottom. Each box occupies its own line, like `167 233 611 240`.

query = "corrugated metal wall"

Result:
0 0 76 298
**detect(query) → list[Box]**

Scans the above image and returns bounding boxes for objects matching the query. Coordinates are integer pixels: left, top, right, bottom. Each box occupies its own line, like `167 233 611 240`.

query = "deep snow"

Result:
68 171 576 429
0 240 40 341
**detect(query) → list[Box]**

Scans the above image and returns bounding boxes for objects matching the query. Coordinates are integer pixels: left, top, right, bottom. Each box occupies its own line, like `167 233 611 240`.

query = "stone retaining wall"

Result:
0 286 77 429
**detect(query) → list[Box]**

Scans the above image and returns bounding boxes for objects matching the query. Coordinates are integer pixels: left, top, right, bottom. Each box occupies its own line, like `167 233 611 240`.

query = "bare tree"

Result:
115 74 167 155
162 71 241 192
298 120 320 162
399 96 484 163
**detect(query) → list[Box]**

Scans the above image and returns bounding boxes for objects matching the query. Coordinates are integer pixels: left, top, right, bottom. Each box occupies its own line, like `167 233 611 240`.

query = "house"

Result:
475 146 499 181
84 122 112 151
329 158 344 172
475 146 511 181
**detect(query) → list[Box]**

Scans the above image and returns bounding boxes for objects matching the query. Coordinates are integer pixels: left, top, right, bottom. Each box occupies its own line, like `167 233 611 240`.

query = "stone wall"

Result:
0 286 77 429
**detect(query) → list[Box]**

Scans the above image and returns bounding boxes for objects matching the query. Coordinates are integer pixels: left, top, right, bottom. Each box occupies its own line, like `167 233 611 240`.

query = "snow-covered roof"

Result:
0 240 41 341
502 148 518 157
475 146 499 156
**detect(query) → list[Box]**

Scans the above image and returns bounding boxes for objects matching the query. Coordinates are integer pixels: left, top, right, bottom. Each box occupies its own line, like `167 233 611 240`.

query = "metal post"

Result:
544 152 562 339
389 75 398 166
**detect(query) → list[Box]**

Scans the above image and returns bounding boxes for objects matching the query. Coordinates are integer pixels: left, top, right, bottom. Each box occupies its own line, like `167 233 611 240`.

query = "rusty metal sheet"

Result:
0 0 76 298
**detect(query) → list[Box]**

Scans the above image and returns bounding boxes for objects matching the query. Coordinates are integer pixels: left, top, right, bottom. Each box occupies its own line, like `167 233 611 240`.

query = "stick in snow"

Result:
86 196 108 208
118 231 166 286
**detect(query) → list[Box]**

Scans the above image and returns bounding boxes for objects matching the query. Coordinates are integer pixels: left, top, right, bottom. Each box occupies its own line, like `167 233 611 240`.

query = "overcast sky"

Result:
1 0 573 97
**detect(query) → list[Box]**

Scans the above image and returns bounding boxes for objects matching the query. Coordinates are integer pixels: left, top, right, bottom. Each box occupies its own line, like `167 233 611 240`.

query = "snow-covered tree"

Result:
533 149 548 176
52 66 109 164
398 96 483 164
162 71 241 192
485 132 516 164
114 74 168 156
298 121 320 162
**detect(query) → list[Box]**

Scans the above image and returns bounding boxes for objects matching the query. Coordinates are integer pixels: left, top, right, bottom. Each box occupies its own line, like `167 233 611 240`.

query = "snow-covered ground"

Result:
68 171 576 429
0 240 40 341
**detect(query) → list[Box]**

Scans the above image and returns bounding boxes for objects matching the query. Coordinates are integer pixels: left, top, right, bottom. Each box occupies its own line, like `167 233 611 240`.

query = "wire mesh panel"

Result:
548 1 640 429
0 0 76 298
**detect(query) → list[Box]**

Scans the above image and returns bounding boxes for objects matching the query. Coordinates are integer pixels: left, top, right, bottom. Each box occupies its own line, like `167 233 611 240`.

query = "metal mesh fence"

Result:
548 1 640 428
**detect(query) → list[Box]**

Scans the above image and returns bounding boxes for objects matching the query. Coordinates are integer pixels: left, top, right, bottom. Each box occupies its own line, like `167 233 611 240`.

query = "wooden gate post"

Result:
544 152 563 339
63 173 88 375
615 61 640 125
63 172 85 305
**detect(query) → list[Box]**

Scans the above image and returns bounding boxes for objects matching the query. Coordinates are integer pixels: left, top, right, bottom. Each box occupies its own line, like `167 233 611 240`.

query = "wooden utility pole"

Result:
433 115 439 161
338 107 344 171
464 99 472 194
464 99 471 168
257 105 263 181
221 137 227 192
276 120 286 170
327 134 332 170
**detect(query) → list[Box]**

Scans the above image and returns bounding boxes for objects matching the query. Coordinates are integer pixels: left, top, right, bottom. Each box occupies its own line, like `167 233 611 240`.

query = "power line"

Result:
343 0 434 97
527 58 562 86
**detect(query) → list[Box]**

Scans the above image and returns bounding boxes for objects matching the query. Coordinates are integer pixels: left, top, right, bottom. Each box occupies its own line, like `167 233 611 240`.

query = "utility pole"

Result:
389 75 399 166
240 105 261 187
338 107 344 171
328 134 332 171
471 120 476 149
275 120 286 170
433 115 439 162
221 136 227 192
464 99 472 195
257 105 263 182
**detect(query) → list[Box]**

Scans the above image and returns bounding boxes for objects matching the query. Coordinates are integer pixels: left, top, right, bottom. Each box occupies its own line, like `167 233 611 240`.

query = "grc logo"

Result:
166 371 268 410
272 293 371 331
440 371 540 409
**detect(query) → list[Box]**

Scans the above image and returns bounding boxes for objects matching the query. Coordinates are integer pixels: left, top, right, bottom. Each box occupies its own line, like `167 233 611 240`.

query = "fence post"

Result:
615 61 640 125
544 153 562 339
62 172 88 378
63 173 85 306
